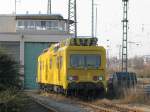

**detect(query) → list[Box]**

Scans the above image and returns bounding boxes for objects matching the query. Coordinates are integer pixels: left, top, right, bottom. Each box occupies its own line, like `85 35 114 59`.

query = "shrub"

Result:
0 51 21 90
0 89 29 112
121 88 150 105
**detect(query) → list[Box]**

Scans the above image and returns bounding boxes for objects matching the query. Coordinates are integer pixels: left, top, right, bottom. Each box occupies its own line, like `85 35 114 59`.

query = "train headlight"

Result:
68 76 73 81
68 76 78 81
93 76 103 81
98 76 103 81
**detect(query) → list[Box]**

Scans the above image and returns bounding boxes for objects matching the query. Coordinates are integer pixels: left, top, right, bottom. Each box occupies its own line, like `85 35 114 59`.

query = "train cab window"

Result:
70 55 84 68
86 55 101 68
70 54 101 69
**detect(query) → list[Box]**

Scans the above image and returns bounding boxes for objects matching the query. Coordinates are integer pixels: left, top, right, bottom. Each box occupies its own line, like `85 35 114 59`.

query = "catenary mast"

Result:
122 0 129 72
68 0 77 38
47 0 51 14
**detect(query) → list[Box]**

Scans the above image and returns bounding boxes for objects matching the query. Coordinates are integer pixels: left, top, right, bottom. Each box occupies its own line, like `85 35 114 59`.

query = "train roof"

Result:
49 37 98 51
39 38 105 55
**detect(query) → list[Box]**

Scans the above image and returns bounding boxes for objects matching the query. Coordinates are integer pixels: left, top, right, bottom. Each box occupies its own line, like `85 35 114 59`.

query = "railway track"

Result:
143 84 150 94
26 91 145 112
136 84 150 94
78 101 144 112
30 95 59 112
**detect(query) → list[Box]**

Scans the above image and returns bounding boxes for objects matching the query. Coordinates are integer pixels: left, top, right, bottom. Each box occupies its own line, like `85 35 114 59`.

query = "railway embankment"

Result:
25 90 86 112
0 89 57 112
25 90 150 112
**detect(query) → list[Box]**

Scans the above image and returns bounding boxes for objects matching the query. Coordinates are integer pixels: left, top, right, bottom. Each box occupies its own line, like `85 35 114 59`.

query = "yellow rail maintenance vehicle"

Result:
37 38 107 98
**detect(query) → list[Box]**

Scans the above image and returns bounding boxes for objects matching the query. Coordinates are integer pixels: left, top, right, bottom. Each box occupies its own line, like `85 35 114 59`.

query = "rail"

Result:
25 91 145 112
29 94 59 112
78 101 144 112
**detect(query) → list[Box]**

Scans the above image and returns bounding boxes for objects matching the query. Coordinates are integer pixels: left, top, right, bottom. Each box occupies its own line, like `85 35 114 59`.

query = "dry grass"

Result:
0 89 30 112
120 88 150 105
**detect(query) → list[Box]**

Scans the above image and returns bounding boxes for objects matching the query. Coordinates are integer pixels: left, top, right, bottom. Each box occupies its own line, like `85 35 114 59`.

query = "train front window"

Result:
86 55 100 68
70 55 84 68
70 54 101 69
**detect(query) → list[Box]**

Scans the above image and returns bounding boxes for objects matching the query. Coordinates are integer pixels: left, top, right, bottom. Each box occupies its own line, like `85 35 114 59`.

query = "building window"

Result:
29 20 35 29
18 21 23 26
16 19 66 31
24 20 28 29
51 21 58 29
46 21 52 29
41 21 46 28
35 21 41 30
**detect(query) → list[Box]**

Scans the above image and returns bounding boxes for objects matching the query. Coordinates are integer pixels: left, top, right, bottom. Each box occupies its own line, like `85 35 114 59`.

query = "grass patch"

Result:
0 89 30 112
121 88 150 105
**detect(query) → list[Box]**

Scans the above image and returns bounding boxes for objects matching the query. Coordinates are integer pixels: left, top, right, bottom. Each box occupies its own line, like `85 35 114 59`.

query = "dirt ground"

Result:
24 100 50 112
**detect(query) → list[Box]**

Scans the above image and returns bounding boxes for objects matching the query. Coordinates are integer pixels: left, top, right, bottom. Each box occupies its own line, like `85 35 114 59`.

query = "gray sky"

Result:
0 0 150 57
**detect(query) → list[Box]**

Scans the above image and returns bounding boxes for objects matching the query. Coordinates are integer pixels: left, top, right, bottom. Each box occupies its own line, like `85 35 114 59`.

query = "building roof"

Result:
16 14 63 20
16 14 74 24
0 14 74 24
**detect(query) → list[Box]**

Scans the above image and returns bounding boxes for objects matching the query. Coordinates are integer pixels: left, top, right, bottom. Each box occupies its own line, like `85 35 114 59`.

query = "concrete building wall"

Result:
0 32 71 64
0 32 71 89
0 14 72 89
0 15 16 32
0 41 20 62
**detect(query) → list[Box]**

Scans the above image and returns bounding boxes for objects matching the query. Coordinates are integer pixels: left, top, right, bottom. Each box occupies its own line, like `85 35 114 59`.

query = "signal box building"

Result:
0 14 72 89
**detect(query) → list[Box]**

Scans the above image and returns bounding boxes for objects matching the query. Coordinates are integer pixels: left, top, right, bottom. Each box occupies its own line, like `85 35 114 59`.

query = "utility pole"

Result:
14 0 21 15
106 39 110 69
68 0 77 38
95 4 98 38
47 0 51 14
122 0 129 72
15 0 16 15
91 0 94 38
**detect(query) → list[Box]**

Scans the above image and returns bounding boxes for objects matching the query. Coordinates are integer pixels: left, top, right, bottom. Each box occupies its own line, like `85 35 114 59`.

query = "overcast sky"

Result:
0 0 150 58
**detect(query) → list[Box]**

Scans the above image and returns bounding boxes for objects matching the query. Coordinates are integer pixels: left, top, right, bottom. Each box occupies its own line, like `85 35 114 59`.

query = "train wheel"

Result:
64 89 70 97
97 87 105 98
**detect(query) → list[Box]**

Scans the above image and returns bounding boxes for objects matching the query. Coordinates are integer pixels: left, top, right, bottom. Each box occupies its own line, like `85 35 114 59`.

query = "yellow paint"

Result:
37 45 107 90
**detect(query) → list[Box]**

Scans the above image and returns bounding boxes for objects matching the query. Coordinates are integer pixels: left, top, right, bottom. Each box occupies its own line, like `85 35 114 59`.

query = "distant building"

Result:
0 14 72 89
143 55 150 65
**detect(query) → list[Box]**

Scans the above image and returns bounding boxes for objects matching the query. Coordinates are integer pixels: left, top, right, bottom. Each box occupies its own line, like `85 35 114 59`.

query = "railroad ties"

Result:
25 91 144 112
79 101 144 112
